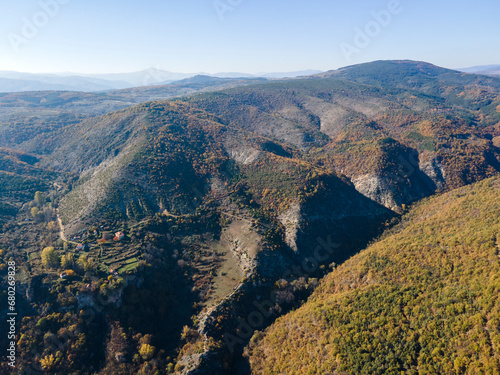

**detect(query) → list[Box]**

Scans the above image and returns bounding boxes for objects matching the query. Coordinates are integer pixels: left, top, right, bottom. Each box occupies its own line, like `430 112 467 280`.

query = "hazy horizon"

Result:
1 62 499 77
0 66 324 76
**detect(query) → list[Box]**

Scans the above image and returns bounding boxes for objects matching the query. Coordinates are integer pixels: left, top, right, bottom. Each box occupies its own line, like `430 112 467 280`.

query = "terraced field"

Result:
94 242 141 274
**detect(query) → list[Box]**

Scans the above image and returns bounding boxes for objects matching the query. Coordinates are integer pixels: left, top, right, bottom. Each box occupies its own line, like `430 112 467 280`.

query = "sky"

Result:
0 0 499 74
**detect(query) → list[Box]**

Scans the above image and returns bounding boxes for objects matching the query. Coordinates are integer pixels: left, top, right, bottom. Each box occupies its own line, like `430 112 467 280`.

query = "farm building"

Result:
114 232 125 241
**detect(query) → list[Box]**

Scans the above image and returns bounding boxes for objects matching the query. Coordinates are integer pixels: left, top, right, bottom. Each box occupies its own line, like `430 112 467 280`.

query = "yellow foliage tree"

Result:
139 343 155 361
61 253 75 269
40 354 56 371
41 247 60 269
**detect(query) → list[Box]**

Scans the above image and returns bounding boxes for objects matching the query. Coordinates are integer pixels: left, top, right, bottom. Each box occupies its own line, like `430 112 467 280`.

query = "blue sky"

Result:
0 0 499 74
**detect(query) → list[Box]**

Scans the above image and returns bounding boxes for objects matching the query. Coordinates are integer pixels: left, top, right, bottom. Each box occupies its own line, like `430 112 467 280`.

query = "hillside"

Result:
0 77 267 153
0 60 499 374
0 96 394 374
3 62 499 203
246 176 500 374
185 63 500 210
0 147 62 226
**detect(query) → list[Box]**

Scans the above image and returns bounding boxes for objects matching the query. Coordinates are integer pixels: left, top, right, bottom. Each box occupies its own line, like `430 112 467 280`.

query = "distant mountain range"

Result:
459 64 500 76
0 68 323 93
3 64 499 93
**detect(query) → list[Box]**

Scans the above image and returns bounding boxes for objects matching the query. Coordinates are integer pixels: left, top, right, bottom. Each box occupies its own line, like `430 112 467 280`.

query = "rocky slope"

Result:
185 65 500 211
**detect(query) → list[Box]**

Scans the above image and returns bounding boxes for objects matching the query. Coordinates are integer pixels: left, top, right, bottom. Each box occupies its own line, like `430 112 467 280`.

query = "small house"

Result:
76 243 85 251
114 232 125 241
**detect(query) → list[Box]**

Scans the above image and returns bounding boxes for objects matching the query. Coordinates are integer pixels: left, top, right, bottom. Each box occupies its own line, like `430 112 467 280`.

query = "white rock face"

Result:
228 147 261 165
278 202 302 253
351 174 399 211
224 134 262 165
419 157 446 191
350 158 444 212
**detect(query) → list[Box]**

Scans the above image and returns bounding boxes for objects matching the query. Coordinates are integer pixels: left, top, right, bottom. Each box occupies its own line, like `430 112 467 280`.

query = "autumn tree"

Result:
139 343 155 361
47 221 58 233
77 255 94 272
34 191 44 206
41 247 60 269
61 253 75 269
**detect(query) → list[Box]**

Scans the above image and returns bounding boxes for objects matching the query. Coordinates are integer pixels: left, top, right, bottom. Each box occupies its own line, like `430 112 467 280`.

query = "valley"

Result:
0 60 499 374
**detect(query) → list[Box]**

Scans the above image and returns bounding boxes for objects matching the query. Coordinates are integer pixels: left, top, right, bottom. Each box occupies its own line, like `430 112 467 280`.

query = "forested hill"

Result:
184 61 500 210
247 176 500 374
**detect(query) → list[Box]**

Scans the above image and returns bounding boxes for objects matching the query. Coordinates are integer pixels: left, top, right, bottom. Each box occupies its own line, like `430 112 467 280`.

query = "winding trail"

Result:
56 210 77 245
